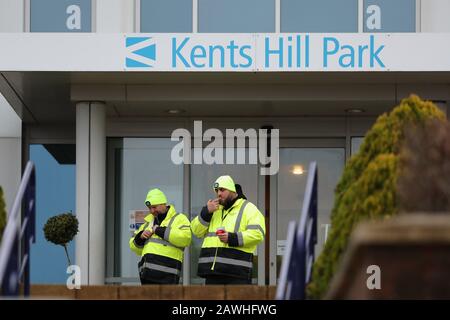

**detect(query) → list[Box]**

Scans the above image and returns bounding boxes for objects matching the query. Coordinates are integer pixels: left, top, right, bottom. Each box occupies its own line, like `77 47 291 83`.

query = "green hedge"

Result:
307 95 446 299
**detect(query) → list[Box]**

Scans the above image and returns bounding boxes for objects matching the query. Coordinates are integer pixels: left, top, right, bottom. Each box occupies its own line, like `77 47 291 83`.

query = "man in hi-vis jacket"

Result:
130 188 191 284
191 175 265 284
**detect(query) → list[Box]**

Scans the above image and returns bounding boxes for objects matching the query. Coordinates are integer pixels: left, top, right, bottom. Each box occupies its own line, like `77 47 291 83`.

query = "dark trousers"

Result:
205 275 252 285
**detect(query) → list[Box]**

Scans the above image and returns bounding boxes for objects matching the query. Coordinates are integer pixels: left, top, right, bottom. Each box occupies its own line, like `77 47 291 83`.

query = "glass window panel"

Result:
281 0 358 32
351 137 365 155
276 148 345 279
116 138 184 282
30 144 76 283
140 0 192 33
30 0 91 32
364 0 416 32
198 0 275 33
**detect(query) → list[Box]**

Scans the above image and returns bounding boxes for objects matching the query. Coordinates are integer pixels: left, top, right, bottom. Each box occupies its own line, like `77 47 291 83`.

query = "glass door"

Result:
189 147 262 284
106 138 185 284
271 139 345 284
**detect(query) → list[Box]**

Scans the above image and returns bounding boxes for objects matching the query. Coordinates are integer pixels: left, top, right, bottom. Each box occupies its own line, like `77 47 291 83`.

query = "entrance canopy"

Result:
2 71 450 124
1 33 450 124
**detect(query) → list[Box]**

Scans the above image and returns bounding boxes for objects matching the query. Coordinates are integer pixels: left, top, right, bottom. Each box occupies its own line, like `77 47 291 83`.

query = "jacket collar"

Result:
220 198 244 213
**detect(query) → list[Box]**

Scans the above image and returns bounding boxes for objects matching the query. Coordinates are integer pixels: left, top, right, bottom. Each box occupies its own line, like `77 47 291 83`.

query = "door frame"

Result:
104 116 375 285
269 138 346 285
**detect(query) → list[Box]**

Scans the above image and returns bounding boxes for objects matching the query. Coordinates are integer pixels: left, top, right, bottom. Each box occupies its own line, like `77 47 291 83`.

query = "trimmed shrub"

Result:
0 187 6 242
307 95 446 299
43 212 79 266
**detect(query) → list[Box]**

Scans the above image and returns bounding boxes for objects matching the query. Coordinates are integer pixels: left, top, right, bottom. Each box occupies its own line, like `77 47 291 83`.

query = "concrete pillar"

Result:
0 0 24 32
0 94 21 214
421 0 450 32
95 0 135 32
76 102 106 285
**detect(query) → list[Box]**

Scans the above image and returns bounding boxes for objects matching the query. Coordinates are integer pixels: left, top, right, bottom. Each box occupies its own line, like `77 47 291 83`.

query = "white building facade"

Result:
1 0 450 286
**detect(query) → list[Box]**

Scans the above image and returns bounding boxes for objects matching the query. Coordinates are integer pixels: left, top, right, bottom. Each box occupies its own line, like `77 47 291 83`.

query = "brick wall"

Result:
30 284 277 300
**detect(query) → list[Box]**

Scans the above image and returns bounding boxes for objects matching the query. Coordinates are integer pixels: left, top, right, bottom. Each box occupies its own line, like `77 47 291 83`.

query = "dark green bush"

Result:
43 212 79 266
307 95 446 299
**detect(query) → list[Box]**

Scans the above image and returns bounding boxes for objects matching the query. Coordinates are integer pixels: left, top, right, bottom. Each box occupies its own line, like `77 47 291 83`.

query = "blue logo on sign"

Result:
125 37 156 68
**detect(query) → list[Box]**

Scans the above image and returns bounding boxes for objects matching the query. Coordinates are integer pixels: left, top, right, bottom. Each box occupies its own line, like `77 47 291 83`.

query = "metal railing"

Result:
276 161 318 300
0 161 36 296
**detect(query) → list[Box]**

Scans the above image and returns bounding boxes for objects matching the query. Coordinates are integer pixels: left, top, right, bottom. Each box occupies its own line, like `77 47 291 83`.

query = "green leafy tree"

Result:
43 212 79 266
307 95 446 299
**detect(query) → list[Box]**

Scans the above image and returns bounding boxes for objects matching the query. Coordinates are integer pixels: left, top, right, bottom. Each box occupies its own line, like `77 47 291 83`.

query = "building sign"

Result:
1 33 450 72
30 0 91 32
277 240 286 256
124 33 387 71
129 209 149 236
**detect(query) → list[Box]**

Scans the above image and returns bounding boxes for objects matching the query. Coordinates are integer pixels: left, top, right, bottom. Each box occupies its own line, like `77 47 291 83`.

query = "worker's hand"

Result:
140 229 153 239
218 232 228 243
207 199 220 213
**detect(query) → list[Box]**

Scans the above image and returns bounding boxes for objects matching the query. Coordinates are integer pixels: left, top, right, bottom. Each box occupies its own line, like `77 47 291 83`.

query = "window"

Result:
30 0 91 32
276 147 345 278
198 0 275 33
281 0 358 33
107 138 184 283
364 0 416 32
351 137 365 155
140 0 192 33
30 144 76 283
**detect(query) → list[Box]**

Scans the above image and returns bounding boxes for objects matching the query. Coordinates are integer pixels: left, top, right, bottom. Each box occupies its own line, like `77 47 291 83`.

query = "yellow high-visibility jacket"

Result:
191 198 265 279
129 205 191 283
